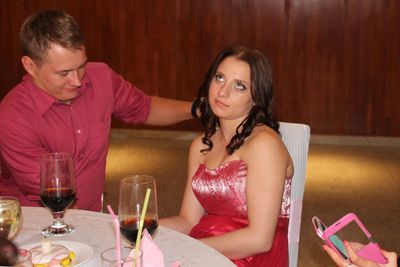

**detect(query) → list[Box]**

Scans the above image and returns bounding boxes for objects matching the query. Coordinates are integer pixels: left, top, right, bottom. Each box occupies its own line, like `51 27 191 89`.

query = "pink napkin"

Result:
140 229 164 267
126 229 164 267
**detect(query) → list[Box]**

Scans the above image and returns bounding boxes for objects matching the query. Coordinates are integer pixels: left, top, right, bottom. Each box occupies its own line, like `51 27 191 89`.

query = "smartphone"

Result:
312 216 349 260
312 213 388 264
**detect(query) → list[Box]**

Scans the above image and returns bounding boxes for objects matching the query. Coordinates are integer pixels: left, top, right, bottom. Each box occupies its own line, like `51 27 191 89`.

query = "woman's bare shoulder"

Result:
243 126 289 159
243 126 293 176
188 133 208 162
246 126 283 147
190 133 205 150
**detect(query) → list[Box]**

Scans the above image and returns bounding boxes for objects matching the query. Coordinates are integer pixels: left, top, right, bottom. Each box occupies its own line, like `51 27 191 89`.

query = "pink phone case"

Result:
322 213 388 264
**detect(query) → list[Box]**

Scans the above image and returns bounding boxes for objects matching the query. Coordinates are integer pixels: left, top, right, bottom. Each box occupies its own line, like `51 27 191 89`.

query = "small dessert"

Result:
29 238 75 267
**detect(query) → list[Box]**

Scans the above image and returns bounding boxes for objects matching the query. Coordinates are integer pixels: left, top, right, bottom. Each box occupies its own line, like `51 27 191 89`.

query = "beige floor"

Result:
104 129 400 266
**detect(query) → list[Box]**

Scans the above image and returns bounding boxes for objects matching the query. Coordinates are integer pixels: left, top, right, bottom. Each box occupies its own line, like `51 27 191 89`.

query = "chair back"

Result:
279 122 310 267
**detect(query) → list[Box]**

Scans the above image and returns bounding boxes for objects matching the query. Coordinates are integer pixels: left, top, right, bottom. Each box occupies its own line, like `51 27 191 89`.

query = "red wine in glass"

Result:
40 152 76 236
40 188 76 212
120 217 158 243
118 175 159 245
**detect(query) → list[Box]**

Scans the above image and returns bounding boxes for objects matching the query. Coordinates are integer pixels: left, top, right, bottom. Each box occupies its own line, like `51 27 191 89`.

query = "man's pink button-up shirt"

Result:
0 62 151 211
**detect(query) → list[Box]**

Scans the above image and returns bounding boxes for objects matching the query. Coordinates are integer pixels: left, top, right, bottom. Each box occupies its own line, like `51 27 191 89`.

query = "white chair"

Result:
279 122 311 267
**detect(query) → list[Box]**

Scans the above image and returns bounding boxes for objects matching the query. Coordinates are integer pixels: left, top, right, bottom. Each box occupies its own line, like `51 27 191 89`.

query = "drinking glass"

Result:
118 175 158 245
101 246 142 267
0 196 21 240
40 152 76 235
16 249 32 267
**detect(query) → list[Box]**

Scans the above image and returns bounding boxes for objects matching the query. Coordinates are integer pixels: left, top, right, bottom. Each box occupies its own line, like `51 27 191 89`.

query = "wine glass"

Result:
40 152 76 235
0 196 21 240
118 175 158 245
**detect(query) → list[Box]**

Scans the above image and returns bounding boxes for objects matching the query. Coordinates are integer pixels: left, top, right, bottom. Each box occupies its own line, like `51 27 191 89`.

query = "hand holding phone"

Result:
312 213 388 264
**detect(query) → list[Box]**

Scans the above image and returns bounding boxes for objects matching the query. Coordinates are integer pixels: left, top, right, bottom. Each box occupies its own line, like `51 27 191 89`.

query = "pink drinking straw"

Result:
107 205 122 267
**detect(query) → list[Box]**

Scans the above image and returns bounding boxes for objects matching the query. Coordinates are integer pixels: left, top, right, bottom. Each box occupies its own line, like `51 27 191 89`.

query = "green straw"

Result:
133 188 151 267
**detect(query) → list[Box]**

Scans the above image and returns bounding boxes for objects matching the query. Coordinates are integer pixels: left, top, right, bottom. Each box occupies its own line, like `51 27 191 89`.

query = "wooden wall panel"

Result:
0 0 399 136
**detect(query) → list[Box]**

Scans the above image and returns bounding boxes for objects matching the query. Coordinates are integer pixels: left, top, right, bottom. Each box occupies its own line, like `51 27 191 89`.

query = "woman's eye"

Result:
234 82 245 90
215 74 224 82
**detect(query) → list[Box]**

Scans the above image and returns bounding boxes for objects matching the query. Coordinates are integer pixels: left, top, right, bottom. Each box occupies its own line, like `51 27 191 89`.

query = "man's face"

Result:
30 43 87 101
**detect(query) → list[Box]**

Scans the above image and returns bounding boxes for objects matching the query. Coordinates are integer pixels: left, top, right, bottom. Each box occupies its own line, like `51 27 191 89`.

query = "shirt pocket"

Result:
86 121 110 160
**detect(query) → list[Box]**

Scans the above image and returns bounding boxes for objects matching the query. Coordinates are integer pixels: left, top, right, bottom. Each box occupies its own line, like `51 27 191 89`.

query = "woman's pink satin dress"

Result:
189 160 292 267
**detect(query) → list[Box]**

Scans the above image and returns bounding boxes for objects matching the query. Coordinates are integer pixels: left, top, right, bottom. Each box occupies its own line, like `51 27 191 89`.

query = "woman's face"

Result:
208 56 253 122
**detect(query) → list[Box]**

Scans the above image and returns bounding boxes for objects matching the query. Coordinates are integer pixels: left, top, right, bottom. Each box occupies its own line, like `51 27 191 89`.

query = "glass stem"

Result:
51 211 66 228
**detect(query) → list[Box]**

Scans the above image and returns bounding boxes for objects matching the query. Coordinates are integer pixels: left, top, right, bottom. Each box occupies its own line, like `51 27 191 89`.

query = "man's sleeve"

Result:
109 68 152 124
0 120 47 201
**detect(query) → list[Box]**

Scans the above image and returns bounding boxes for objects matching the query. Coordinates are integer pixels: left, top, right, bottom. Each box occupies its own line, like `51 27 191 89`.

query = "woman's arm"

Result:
198 129 293 259
159 135 205 233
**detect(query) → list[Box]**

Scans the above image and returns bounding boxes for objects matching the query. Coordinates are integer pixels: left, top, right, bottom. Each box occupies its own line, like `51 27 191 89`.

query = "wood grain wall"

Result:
1 0 399 136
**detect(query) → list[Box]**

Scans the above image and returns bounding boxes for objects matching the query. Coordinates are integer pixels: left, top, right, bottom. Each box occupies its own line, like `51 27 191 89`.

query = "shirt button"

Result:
76 129 82 134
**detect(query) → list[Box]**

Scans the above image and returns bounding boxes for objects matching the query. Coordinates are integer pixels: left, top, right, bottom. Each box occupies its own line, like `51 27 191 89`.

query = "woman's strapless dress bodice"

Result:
189 160 291 267
192 160 292 219
192 160 248 218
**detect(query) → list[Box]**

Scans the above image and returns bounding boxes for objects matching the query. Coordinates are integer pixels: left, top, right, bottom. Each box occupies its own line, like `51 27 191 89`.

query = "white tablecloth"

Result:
14 207 234 267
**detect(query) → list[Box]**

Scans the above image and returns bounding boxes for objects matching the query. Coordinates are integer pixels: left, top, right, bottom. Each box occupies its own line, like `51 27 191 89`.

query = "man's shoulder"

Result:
86 62 112 73
85 62 117 85
0 83 28 110
0 81 36 122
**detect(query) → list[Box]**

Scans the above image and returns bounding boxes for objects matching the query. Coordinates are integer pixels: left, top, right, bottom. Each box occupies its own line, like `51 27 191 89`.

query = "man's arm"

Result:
0 120 47 202
108 65 194 126
145 96 193 126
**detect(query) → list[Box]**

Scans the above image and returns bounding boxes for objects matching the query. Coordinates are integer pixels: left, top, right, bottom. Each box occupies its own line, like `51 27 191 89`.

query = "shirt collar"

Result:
23 74 90 115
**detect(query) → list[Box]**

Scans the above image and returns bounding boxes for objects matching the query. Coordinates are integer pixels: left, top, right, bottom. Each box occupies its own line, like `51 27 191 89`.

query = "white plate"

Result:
21 240 94 266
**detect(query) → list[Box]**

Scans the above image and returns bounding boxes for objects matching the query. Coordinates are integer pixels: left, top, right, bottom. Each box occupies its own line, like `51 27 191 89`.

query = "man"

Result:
0 10 195 211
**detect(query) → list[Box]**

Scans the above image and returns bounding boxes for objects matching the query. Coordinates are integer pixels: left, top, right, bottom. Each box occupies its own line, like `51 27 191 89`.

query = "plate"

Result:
21 240 94 266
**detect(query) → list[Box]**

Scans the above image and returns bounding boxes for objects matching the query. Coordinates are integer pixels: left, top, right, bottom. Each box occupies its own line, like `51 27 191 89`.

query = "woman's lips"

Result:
215 99 228 108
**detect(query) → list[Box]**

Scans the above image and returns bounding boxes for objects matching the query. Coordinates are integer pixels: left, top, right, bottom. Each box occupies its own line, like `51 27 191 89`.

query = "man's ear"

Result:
21 56 37 76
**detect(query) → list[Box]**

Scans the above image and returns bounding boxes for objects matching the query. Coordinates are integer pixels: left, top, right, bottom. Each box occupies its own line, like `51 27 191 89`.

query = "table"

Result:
14 207 235 267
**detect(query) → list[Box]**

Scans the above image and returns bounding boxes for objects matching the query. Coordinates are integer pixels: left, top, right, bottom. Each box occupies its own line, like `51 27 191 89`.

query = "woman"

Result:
161 45 293 266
